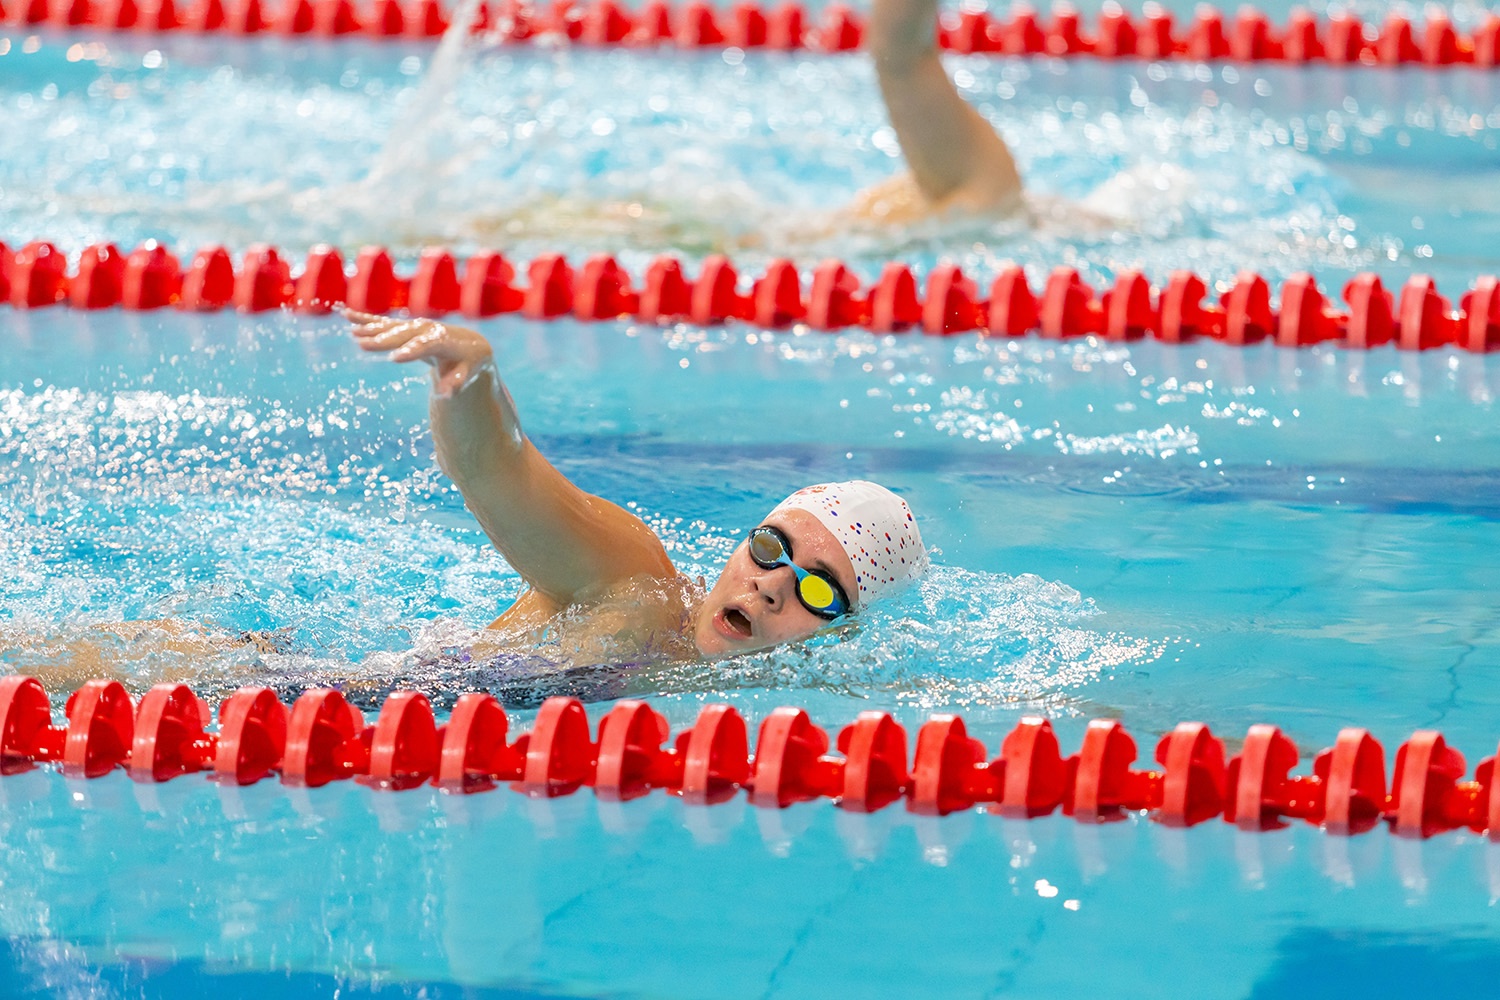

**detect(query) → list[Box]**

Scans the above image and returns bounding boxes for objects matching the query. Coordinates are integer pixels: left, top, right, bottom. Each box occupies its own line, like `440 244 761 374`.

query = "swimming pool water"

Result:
2 9 1499 999
4 25 1499 289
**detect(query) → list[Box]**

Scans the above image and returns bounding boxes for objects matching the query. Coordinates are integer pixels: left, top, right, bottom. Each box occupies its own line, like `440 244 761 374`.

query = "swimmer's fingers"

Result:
353 319 440 353
388 327 461 365
344 309 411 340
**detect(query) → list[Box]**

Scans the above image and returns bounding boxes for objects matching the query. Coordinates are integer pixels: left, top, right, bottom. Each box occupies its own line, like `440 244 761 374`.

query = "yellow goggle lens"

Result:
798 574 836 610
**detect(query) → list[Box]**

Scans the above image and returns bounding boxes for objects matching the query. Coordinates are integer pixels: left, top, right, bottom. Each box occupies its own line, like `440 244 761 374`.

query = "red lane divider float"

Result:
3 675 1500 841
5 239 1498 352
6 0 1500 69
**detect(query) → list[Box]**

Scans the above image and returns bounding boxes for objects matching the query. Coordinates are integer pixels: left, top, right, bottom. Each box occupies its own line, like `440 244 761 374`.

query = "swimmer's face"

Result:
694 508 858 657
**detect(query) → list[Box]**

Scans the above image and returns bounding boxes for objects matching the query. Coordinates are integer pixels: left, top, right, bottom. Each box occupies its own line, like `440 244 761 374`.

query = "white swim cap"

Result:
767 480 928 609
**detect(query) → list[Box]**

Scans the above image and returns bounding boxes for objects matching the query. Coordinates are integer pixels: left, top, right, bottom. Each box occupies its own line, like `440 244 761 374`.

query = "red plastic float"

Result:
765 1 802 48
1154 722 1226 827
517 696 594 796
437 692 519 790
1224 724 1308 830
1323 14 1366 63
524 252 575 319
6 676 1500 847
5 238 1499 356
348 246 405 313
806 260 863 330
70 243 126 310
747 707 837 807
580 0 632 44
122 243 183 310
750 258 804 328
814 3 861 52
36 0 1490 73
1388 730 1469 838
1002 7 1046 55
1038 268 1094 339
408 247 462 317
61 680 136 779
1158 271 1214 342
1460 277 1500 353
1396 275 1458 351
633 255 689 321
995 717 1069 817
921 263 980 336
678 704 751 803
574 254 637 320
866 262 921 334
1101 271 1155 341
1065 718 1157 821
1275 273 1341 346
690 254 742 326
1282 9 1323 61
234 244 293 313
1220 272 1274 345
8 241 68 309
837 711 909 812
180 246 236 311
129 684 213 783
986 266 1038 337
1317 727 1387 835
282 688 367 787
294 244 347 314
909 714 995 815
460 251 522 318
593 699 671 798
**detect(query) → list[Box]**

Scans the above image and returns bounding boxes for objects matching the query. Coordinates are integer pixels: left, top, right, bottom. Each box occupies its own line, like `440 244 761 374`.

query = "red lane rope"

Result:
4 0 1499 69
5 239 1499 351
1 674 1494 839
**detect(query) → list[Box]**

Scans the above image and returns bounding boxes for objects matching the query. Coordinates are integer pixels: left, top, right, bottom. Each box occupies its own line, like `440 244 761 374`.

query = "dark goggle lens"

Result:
748 528 787 567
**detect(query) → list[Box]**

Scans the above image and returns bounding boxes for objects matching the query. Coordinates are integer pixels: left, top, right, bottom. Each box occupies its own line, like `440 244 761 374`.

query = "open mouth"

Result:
719 606 753 640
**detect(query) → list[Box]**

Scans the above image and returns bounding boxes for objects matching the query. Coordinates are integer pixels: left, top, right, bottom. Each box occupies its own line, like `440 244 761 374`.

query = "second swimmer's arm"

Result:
346 310 676 607
869 0 1022 212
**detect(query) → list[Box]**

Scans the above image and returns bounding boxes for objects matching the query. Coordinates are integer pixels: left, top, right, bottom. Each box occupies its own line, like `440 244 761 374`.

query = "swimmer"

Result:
1 311 927 691
854 0 1025 224
463 0 1114 250
343 307 928 666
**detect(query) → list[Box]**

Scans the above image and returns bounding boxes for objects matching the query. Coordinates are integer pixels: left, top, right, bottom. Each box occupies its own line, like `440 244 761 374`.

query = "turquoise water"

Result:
2 12 1500 1000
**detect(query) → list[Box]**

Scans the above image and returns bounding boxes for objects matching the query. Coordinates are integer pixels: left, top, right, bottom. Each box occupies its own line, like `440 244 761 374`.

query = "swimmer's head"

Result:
694 480 928 657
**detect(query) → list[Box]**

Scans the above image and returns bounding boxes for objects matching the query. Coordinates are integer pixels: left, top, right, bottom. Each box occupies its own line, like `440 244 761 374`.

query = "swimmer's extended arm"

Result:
346 311 677 607
868 0 1022 212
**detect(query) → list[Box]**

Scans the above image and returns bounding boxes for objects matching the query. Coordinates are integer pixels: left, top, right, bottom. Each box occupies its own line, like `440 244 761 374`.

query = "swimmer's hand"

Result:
344 309 494 398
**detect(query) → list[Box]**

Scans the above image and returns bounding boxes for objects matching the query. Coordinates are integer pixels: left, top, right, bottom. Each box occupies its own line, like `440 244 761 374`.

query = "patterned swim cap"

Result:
767 480 928 609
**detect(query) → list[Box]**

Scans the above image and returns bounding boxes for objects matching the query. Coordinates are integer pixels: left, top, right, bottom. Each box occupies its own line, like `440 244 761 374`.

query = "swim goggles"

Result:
747 525 852 621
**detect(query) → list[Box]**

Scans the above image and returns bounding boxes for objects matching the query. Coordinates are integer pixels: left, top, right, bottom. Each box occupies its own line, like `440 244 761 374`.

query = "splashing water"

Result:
5 24 1492 286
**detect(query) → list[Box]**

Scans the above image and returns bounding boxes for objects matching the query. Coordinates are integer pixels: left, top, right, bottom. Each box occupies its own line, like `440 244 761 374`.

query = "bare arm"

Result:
868 0 1022 212
346 310 676 608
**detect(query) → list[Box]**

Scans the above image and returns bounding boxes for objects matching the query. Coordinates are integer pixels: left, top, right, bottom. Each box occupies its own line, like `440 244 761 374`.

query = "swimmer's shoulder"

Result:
849 170 1028 226
486 574 702 656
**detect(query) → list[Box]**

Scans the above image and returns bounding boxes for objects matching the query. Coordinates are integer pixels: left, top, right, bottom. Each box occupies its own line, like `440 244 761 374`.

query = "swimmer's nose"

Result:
750 569 791 611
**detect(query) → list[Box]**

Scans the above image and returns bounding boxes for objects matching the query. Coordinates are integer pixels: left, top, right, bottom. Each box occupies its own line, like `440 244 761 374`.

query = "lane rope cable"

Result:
5 239 1498 351
6 0 1500 70
1 675 1496 843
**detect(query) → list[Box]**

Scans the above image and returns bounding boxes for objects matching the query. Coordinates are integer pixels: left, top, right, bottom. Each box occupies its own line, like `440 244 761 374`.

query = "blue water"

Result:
3 10 1500 999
